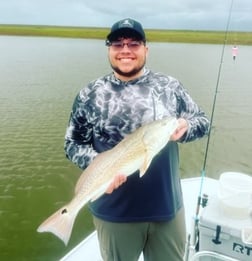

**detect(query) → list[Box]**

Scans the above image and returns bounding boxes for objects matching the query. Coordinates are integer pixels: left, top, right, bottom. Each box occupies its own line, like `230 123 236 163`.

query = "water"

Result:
0 36 251 260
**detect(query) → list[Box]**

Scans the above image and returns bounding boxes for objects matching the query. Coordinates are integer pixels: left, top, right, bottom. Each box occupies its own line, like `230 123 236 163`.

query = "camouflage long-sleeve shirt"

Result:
64 68 209 222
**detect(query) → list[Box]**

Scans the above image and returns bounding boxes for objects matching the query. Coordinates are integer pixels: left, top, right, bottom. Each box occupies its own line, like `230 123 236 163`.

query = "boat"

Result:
60 174 252 261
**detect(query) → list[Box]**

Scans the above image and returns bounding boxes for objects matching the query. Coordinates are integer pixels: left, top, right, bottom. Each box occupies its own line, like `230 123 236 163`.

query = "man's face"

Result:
107 38 148 81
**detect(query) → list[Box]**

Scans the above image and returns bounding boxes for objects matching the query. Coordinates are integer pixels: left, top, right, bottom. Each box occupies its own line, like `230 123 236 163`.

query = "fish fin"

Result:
37 205 77 246
139 161 151 177
138 133 154 177
139 151 152 178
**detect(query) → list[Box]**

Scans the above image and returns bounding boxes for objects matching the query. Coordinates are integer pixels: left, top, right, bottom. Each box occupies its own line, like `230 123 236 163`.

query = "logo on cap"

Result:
118 19 134 29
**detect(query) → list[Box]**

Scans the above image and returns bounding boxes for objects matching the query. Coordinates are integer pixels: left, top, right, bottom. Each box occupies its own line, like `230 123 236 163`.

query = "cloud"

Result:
0 0 251 31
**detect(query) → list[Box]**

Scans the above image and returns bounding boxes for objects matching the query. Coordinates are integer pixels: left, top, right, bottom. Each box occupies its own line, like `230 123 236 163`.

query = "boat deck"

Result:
60 177 218 261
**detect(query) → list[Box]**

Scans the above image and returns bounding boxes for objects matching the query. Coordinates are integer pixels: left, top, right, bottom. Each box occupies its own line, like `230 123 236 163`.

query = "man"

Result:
64 18 209 261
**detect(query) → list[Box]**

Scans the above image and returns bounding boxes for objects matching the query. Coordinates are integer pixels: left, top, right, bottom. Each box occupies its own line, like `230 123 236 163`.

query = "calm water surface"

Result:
0 36 252 260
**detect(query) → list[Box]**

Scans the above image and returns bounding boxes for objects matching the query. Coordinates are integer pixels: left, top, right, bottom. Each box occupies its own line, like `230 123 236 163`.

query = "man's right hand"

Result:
106 174 127 194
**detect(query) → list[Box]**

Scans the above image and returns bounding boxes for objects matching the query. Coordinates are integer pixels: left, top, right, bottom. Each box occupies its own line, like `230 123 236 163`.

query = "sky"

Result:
0 0 251 31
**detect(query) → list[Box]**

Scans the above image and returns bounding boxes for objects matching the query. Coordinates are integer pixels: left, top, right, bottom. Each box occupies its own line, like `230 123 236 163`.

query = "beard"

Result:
110 61 146 78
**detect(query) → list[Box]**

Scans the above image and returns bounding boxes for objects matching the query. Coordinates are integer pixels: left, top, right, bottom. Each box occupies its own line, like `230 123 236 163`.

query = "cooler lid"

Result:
199 196 252 237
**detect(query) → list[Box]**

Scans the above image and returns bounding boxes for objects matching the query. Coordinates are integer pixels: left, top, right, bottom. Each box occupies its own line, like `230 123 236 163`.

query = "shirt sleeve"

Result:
174 80 210 143
64 92 98 170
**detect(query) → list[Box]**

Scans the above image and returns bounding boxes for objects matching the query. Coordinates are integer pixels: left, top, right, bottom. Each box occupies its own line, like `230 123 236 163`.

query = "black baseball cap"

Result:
106 18 146 42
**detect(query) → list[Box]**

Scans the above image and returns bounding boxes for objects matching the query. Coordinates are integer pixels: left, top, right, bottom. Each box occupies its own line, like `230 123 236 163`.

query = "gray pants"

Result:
93 207 186 261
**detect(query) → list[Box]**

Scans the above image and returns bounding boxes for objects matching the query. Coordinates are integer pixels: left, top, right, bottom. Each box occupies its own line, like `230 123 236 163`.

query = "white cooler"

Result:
198 172 252 261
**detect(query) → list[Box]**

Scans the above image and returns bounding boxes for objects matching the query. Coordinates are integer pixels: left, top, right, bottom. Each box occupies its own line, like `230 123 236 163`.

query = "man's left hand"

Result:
171 118 188 141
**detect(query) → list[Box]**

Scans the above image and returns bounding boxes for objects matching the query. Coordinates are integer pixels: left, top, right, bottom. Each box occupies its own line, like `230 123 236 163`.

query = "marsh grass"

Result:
0 24 251 45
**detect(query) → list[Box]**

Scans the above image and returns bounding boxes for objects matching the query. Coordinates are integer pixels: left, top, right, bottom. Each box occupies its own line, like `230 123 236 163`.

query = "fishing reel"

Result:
201 193 209 208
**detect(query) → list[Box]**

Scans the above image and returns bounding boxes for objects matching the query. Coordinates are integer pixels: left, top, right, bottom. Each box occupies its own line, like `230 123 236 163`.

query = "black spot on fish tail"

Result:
61 208 68 214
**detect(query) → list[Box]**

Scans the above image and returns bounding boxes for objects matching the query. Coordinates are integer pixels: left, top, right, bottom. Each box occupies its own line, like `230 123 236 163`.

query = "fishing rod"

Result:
187 0 235 253
201 0 234 180
195 0 235 216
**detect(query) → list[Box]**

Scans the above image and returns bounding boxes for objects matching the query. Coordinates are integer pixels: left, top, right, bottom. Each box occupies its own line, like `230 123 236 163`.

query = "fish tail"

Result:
37 205 77 246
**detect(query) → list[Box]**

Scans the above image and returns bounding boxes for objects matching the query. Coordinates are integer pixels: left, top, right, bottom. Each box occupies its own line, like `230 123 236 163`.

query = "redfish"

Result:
37 117 178 245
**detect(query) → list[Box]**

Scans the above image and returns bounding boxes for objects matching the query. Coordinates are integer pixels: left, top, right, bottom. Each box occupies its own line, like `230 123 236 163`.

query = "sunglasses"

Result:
106 40 144 51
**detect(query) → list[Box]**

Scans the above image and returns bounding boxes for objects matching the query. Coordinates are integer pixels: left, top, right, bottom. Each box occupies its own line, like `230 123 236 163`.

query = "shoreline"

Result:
0 24 252 45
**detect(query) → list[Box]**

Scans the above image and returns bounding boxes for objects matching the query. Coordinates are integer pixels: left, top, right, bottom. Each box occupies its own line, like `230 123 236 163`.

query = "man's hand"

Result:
106 174 127 194
171 118 189 141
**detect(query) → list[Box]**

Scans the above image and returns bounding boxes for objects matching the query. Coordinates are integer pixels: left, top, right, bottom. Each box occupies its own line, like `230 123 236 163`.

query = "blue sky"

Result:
0 0 251 31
